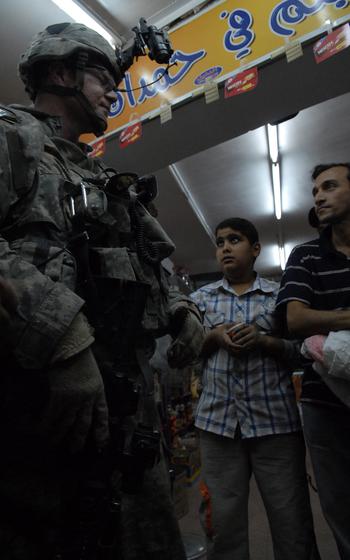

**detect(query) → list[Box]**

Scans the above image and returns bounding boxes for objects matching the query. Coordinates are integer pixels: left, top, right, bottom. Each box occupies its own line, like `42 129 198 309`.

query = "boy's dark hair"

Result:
312 163 350 181
215 217 259 245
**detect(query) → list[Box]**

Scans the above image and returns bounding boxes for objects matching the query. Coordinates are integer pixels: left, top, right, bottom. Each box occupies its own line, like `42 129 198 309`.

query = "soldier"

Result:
0 22 203 559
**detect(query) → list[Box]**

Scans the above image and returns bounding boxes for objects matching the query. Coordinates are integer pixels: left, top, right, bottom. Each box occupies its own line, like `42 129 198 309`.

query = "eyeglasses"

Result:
85 65 117 93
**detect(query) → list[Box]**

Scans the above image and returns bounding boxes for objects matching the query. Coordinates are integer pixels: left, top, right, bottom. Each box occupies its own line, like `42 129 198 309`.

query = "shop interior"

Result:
2 0 349 558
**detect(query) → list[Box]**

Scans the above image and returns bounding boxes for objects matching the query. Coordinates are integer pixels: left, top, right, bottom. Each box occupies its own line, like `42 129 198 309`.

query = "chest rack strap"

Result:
6 129 29 197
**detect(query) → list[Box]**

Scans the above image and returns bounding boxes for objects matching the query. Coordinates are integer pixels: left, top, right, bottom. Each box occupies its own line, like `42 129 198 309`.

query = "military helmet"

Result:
19 22 123 98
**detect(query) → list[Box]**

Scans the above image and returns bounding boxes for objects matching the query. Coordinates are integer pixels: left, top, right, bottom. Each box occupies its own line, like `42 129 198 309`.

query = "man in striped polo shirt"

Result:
191 217 319 560
276 163 350 560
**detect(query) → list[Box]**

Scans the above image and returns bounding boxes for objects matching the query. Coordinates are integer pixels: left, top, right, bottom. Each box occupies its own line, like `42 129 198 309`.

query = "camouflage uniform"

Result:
0 102 200 559
0 278 18 333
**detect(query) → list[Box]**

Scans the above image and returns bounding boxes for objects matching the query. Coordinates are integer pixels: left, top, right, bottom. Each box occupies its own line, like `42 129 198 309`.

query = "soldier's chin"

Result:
93 115 108 137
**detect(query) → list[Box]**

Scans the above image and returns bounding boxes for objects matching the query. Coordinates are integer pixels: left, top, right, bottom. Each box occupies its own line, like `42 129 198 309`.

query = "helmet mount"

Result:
19 20 174 137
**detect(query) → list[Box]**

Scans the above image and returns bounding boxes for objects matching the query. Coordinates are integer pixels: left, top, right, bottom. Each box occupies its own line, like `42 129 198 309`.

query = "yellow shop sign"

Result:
96 0 350 140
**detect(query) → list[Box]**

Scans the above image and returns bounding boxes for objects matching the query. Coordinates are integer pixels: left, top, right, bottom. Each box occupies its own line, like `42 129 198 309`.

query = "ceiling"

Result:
153 91 350 277
1 0 350 279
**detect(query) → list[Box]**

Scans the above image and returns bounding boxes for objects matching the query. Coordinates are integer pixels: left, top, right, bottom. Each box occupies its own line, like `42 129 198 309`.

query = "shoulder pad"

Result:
0 106 18 124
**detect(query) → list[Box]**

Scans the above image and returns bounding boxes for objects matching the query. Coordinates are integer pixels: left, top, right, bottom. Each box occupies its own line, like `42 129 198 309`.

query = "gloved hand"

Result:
167 307 204 369
40 346 109 453
37 313 108 453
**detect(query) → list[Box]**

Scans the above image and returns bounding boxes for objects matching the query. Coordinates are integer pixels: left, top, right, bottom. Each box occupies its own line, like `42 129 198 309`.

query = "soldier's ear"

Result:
47 61 74 86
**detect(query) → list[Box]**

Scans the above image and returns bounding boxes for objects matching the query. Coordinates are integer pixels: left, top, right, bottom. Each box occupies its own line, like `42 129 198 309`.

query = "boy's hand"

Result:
208 323 247 356
228 323 262 352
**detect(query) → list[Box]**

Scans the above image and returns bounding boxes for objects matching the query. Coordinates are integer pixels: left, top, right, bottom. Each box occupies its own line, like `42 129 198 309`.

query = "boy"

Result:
190 217 319 560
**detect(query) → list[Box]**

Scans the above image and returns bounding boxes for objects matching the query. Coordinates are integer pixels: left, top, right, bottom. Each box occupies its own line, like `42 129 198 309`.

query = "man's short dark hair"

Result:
215 217 259 245
312 163 350 181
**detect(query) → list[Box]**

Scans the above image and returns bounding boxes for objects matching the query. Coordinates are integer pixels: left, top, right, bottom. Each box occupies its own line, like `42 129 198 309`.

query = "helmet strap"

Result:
75 51 89 89
41 51 107 137
73 90 107 137
74 51 107 136
41 85 79 96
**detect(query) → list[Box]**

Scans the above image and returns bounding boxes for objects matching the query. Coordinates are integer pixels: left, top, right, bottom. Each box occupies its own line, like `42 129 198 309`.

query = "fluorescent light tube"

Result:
272 162 282 220
267 124 279 164
279 245 286 270
169 164 216 245
51 0 115 47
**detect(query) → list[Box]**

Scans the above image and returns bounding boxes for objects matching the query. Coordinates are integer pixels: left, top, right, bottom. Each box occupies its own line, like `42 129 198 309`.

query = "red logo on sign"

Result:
89 138 105 158
224 67 258 99
314 23 350 64
119 122 142 148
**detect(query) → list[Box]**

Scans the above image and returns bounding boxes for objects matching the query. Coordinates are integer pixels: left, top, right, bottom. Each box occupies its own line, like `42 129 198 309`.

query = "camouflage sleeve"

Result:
167 286 202 323
0 115 84 369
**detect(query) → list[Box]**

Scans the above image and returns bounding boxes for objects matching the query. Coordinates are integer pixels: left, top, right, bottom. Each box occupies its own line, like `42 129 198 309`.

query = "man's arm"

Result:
287 300 350 336
200 323 301 365
0 118 85 368
230 323 301 364
166 288 204 368
259 333 296 359
0 237 84 368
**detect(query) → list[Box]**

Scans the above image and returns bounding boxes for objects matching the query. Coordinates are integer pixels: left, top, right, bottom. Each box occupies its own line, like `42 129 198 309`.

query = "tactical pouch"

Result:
121 423 161 494
87 277 149 419
91 276 149 350
9 239 77 290
102 367 140 418
90 246 137 282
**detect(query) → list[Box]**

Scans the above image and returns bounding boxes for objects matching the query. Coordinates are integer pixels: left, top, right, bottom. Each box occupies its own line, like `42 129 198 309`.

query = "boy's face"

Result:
215 227 260 280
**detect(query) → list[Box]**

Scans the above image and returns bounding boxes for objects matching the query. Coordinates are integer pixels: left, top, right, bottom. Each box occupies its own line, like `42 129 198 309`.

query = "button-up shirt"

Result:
190 275 301 439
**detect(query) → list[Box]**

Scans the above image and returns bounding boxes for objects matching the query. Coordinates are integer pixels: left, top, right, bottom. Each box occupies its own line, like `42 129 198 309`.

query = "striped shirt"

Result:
190 275 301 439
276 226 350 406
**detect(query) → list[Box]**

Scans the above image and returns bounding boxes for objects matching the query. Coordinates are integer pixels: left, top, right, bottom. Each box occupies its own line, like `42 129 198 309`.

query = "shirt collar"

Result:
51 136 91 165
319 224 348 260
10 104 64 137
218 273 275 295
11 104 93 164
